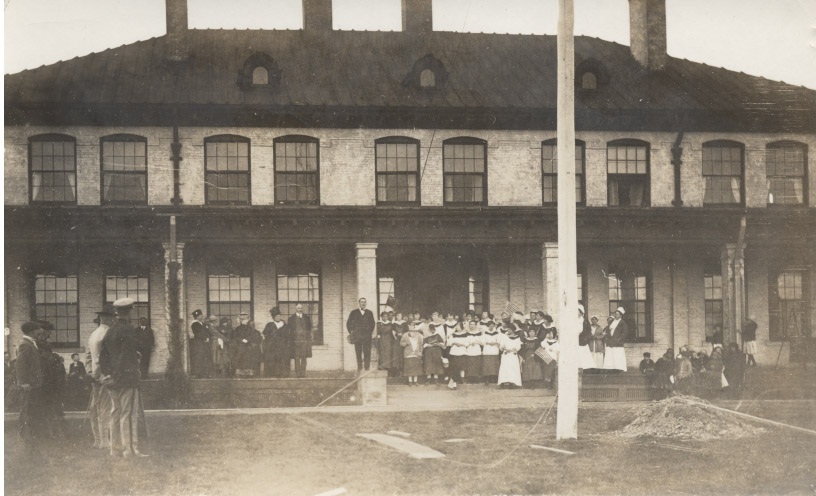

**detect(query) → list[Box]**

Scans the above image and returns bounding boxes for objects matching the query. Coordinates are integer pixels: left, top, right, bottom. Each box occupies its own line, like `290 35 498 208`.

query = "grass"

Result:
5 401 816 496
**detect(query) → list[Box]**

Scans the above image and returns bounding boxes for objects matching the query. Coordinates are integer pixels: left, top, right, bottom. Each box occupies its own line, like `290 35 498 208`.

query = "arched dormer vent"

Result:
403 54 448 91
238 52 282 90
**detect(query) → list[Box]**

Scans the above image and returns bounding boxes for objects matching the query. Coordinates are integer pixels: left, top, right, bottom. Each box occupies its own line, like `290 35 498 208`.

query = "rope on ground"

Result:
442 395 558 468
682 397 816 437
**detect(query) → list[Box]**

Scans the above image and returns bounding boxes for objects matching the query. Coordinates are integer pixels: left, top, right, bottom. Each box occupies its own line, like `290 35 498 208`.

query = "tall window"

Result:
205 135 250 204
274 136 319 205
704 272 723 342
207 264 252 326
468 275 485 314
29 134 76 203
376 137 420 205
608 270 651 342
378 276 395 315
105 274 149 325
769 268 810 341
577 266 588 313
101 135 147 204
277 268 322 344
703 141 743 205
33 274 79 347
767 141 807 206
443 137 487 205
541 139 585 205
607 140 649 207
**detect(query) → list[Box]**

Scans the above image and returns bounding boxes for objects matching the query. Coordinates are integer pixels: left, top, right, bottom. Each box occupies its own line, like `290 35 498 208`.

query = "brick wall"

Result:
7 126 814 208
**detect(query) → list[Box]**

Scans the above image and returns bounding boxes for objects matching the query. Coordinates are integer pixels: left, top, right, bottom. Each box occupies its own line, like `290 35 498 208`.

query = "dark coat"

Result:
68 361 86 379
15 338 43 389
287 314 313 358
102 318 141 389
231 324 262 370
605 319 629 347
190 321 214 377
262 321 291 377
742 319 757 341
578 320 592 346
346 308 375 343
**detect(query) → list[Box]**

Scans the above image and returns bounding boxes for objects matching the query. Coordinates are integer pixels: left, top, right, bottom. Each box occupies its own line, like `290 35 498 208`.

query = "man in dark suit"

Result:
346 298 376 373
101 298 148 458
15 321 46 444
287 304 312 378
135 317 154 378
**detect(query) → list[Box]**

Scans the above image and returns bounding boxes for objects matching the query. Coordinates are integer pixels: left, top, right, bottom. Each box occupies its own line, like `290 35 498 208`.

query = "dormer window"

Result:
404 54 447 91
252 67 269 86
238 52 281 90
420 69 436 88
581 72 597 90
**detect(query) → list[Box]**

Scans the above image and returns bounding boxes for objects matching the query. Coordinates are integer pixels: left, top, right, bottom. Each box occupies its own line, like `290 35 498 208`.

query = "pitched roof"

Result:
5 29 815 132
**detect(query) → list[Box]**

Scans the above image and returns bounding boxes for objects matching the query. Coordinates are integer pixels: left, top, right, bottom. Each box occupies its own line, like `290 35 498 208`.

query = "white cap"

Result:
577 304 585 315
113 297 135 308
616 306 626 315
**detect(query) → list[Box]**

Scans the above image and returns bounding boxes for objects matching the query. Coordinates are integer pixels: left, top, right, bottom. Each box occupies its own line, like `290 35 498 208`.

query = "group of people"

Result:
189 304 313 379
362 302 632 389
14 298 149 458
639 341 747 397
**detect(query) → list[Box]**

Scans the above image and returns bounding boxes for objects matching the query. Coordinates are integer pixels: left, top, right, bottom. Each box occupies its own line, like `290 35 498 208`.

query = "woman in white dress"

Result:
602 307 629 372
497 323 523 388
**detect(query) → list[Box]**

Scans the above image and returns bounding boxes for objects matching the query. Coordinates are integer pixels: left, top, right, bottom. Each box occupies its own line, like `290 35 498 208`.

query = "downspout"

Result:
671 131 684 207
669 256 676 353
171 125 182 206
732 216 747 346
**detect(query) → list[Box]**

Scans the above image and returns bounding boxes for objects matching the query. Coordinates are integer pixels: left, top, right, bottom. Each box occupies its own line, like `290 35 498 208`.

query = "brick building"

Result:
5 0 815 374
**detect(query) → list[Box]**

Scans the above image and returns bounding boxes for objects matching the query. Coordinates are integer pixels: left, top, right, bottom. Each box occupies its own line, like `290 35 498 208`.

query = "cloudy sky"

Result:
4 0 816 88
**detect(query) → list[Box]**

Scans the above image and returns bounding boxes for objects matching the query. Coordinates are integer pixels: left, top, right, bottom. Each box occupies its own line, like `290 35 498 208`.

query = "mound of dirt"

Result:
618 395 764 440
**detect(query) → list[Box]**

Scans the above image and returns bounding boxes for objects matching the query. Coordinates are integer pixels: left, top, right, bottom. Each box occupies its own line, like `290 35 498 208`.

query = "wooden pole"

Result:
556 0 578 440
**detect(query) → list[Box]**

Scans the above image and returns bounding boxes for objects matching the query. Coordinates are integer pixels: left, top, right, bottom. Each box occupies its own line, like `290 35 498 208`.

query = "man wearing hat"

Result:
87 304 115 449
15 321 46 444
262 307 291 378
602 307 629 372
101 297 147 457
189 309 213 378
288 304 313 378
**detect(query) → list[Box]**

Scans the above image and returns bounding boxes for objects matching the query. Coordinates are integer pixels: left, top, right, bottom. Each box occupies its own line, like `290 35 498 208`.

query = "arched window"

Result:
581 72 597 90
766 141 807 205
702 140 744 206
252 66 269 85
274 135 320 205
376 137 420 205
29 134 77 203
204 135 251 204
101 134 147 204
607 139 650 207
443 137 487 205
541 139 585 205
419 69 435 88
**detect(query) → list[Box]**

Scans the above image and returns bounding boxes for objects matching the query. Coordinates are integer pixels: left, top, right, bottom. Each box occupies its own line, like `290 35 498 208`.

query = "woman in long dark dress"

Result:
232 312 261 377
376 312 396 373
262 307 291 378
190 309 214 378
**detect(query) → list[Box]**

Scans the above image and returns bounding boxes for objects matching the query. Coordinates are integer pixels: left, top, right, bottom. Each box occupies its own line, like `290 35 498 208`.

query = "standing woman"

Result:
232 312 260 378
588 316 606 370
577 304 597 371
447 325 469 389
422 322 446 385
262 307 291 378
480 321 501 384
209 316 228 378
189 310 213 378
400 321 424 386
519 317 543 386
603 307 629 372
497 322 523 388
464 320 484 384
376 311 395 373
391 313 407 378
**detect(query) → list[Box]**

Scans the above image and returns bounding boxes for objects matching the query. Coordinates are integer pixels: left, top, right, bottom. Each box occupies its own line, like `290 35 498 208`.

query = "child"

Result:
480 320 501 385
68 352 86 381
465 320 483 384
639 352 656 388
400 322 424 386
422 323 445 385
447 325 469 389
654 348 675 395
497 322 523 388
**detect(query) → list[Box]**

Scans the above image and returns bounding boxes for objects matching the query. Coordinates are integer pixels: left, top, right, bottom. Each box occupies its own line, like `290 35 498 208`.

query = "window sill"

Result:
51 347 84 354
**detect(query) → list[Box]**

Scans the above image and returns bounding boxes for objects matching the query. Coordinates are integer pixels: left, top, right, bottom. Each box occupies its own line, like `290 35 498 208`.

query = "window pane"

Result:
703 144 743 205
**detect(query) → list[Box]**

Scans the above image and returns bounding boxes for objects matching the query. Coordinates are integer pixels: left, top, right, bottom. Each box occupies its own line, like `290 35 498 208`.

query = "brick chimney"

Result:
166 0 188 61
303 0 333 31
402 0 433 33
629 0 667 70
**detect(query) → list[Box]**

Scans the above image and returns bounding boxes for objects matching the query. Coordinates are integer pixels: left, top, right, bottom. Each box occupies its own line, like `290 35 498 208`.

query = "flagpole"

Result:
555 0 579 440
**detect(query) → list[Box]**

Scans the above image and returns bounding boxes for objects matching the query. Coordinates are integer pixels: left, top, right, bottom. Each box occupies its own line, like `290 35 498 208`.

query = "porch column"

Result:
164 242 188 375
355 243 379 307
720 243 740 346
542 242 560 321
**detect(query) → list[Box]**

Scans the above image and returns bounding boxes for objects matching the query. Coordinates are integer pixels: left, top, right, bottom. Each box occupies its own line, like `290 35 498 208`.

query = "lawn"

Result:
5 401 816 496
